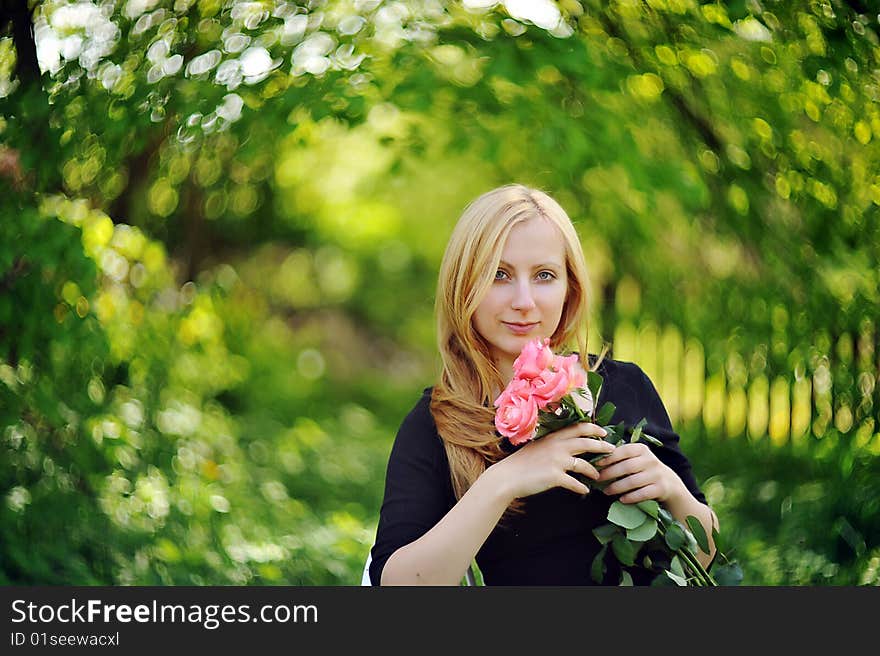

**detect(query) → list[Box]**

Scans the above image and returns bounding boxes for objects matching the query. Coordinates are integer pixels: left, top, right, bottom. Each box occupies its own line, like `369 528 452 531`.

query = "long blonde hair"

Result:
431 183 606 501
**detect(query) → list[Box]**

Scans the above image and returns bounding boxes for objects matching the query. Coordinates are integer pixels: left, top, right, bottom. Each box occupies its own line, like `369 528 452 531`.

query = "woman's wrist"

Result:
478 461 516 508
661 476 714 540
659 468 691 505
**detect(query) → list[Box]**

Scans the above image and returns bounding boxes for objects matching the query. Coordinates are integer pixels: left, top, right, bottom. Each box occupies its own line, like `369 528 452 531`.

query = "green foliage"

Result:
687 515 710 555
688 429 880 585
0 0 877 585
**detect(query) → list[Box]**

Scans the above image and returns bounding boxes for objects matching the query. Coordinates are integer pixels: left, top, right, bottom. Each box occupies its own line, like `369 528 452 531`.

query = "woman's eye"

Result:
537 271 555 281
494 270 508 280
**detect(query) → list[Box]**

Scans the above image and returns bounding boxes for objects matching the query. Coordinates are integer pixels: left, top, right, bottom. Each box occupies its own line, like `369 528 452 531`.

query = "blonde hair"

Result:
430 183 607 502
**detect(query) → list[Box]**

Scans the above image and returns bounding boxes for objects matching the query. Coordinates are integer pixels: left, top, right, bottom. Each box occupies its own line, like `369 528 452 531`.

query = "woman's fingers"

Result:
618 483 661 504
602 471 650 496
554 421 608 440
566 455 601 481
596 454 643 482
593 441 680 503
571 436 616 456
593 442 648 468
505 422 620 498
560 477 591 496
556 461 592 494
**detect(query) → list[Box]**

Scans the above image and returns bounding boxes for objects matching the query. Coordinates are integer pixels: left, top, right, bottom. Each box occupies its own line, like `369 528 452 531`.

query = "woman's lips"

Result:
503 322 538 335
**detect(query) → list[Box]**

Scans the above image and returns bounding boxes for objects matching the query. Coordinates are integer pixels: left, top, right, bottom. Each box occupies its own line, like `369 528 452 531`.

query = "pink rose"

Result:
555 354 586 391
493 378 539 445
529 354 587 409
513 337 554 381
531 363 572 409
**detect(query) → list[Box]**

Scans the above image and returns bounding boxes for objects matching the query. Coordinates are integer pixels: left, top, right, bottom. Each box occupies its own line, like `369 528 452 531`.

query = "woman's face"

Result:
472 216 569 379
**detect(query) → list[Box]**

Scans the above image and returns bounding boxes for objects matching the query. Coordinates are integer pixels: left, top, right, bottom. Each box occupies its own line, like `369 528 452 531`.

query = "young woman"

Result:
369 184 717 585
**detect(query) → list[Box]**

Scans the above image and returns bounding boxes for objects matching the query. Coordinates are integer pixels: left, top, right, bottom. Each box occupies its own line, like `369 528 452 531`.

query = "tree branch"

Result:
3 0 60 191
5 0 41 85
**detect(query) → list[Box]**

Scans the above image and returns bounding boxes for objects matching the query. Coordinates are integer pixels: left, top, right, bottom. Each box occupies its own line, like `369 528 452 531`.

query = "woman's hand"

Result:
485 421 615 502
593 442 688 504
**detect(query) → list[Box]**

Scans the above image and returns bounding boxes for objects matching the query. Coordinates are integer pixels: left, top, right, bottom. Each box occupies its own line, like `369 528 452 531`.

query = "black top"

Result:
369 357 707 586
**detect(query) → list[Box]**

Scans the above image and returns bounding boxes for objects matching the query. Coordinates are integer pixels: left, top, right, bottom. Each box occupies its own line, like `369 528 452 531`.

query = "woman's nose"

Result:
511 281 537 310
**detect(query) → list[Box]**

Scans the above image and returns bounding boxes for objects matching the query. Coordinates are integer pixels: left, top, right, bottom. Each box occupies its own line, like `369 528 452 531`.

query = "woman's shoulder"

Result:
579 353 646 382
594 355 644 379
390 386 448 467
393 386 441 445
399 386 436 428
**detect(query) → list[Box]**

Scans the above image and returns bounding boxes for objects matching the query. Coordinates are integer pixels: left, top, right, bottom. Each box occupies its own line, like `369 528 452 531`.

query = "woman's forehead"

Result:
499 216 566 257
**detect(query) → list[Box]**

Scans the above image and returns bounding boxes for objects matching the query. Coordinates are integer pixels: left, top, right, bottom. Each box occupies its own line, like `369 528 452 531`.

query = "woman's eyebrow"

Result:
498 260 563 269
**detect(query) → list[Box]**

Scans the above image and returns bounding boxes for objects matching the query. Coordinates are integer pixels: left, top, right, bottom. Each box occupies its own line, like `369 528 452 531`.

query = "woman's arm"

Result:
380 463 511 585
595 442 718 567
380 421 614 585
593 364 719 568
663 483 719 568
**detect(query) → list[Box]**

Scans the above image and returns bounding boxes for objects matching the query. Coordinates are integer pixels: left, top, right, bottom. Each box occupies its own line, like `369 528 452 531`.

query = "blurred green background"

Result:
1 0 878 586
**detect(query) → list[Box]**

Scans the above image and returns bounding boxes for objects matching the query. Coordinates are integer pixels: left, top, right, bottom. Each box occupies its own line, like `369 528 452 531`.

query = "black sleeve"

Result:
632 365 707 505
603 361 707 506
369 391 455 585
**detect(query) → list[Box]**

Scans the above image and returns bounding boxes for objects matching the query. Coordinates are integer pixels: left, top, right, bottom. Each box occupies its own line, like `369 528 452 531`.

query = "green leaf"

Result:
664 523 687 551
712 525 724 552
651 572 678 587
533 408 578 438
664 569 688 586
686 515 710 554
602 424 621 445
587 371 603 414
619 570 634 586
607 500 648 529
636 499 659 518
611 534 636 566
639 432 663 447
630 417 647 442
595 401 616 426
713 562 744 586
626 517 658 542
593 522 619 545
591 544 607 583
609 421 627 446
670 555 686 578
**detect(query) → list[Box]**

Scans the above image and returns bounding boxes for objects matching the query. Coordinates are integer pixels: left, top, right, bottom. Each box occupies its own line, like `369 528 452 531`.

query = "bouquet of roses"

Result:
493 337 741 586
